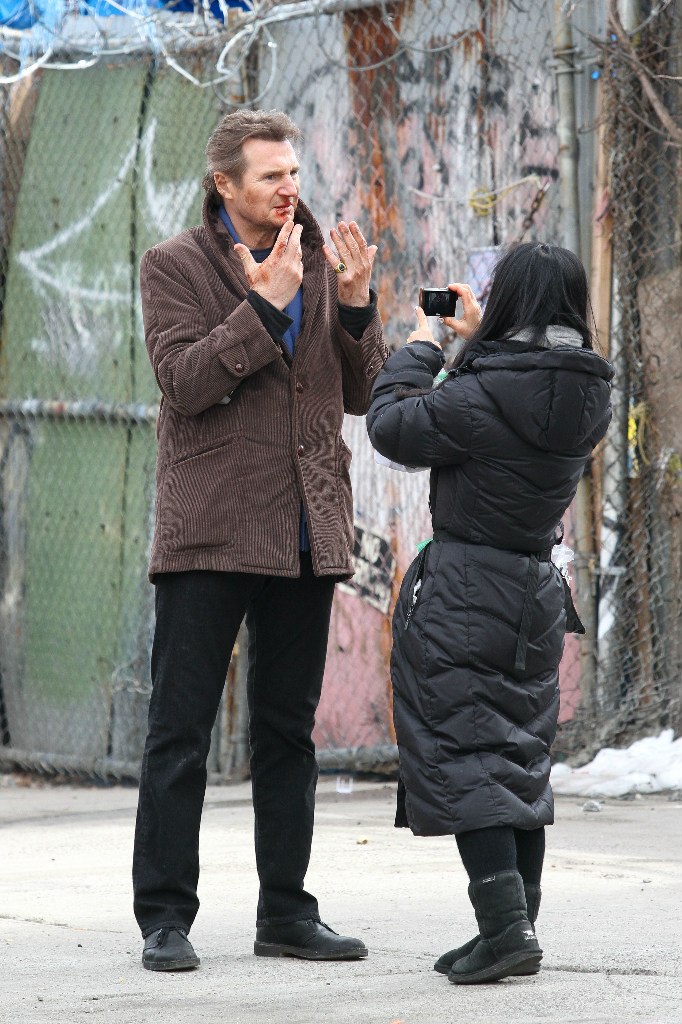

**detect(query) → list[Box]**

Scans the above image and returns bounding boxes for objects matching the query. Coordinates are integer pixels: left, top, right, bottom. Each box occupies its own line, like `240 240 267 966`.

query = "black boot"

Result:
447 871 542 984
434 882 541 976
142 926 200 971
254 919 368 961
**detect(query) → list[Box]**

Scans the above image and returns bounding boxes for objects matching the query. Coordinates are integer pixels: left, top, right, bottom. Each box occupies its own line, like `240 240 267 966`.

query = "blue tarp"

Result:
161 1 250 16
0 1 64 30
0 0 248 29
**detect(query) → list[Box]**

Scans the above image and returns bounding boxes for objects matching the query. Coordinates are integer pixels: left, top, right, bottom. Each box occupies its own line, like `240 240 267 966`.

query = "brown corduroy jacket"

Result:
140 196 386 581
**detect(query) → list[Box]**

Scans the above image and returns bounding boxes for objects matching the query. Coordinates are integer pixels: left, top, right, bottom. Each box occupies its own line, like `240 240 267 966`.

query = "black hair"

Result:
453 242 594 368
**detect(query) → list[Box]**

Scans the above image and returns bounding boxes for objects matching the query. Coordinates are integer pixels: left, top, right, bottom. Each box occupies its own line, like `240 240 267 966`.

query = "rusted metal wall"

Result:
272 1 561 343
260 0 580 755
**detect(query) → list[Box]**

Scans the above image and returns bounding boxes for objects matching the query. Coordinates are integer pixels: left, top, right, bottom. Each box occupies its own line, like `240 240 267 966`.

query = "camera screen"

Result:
429 292 452 312
420 288 457 316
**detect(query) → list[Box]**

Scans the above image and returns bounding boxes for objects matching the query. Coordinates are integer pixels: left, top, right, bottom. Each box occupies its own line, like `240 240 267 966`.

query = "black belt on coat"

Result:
430 529 573 675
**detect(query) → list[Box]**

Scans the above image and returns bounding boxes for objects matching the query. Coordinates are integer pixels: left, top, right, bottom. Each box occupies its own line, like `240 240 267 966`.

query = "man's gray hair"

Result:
202 108 302 203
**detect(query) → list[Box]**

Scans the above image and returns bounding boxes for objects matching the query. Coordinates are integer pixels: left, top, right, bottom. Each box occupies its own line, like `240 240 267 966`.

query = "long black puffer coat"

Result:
366 337 613 836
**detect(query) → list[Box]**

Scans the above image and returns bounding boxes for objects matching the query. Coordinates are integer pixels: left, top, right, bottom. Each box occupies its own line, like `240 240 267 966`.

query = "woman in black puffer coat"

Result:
366 243 613 985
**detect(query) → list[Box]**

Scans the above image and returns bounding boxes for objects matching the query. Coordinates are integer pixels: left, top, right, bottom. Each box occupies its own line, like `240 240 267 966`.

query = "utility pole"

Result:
553 0 582 257
553 0 597 709
595 0 642 720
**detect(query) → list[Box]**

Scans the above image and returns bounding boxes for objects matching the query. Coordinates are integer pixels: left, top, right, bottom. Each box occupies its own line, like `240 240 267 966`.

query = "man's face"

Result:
215 138 300 246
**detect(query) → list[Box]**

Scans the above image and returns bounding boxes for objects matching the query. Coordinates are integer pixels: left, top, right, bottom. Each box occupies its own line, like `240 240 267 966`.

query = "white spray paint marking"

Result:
18 141 137 304
140 118 200 238
15 117 201 374
17 118 199 307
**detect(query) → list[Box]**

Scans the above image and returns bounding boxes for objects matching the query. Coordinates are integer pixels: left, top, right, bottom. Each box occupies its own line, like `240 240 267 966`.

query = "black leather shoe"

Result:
254 919 368 961
142 927 200 971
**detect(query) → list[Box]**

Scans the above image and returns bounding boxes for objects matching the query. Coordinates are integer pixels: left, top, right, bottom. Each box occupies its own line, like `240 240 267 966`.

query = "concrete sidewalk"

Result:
1 775 681 1024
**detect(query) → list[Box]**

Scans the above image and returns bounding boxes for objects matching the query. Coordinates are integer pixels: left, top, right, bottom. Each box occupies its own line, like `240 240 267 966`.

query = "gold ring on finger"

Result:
335 261 347 273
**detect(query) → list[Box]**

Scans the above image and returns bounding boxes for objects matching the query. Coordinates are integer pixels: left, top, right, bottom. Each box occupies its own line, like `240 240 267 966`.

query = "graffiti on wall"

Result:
14 118 199 378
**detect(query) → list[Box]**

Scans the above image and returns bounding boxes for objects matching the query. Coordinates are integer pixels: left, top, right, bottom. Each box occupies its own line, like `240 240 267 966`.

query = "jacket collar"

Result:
511 325 584 350
201 192 324 275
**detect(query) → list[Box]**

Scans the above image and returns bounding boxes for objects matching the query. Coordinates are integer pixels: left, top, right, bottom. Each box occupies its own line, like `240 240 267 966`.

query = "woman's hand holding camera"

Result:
407 282 482 348
441 283 482 340
407 307 439 346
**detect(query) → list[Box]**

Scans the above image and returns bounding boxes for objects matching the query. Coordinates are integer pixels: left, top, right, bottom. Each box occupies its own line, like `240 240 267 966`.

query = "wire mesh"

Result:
2 0 668 780
580 0 682 754
0 52 225 776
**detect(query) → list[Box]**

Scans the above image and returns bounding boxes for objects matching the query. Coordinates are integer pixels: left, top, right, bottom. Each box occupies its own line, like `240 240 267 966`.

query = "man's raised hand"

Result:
323 221 377 308
234 221 304 310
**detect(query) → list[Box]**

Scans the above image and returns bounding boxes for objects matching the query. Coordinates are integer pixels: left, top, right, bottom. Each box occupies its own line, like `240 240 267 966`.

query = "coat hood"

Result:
463 340 614 452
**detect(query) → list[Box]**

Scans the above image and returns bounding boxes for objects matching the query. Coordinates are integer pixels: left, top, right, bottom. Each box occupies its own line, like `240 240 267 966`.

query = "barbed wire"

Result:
0 0 533 94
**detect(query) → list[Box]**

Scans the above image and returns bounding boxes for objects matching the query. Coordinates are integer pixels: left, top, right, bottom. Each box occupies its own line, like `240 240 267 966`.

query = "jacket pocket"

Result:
336 436 354 551
157 436 239 552
561 573 585 634
403 544 429 630
171 432 239 466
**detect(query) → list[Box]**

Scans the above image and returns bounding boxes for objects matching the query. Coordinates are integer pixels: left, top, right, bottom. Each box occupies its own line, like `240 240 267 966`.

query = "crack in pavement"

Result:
0 913 127 934
545 964 664 977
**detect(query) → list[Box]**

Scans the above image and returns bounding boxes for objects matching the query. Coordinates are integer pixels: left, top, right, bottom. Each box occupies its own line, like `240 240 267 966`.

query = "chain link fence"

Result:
576 0 682 756
1 0 676 780
0 49 228 775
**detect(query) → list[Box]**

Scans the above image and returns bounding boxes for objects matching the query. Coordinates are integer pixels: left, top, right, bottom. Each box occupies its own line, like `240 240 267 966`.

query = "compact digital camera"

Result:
418 287 459 317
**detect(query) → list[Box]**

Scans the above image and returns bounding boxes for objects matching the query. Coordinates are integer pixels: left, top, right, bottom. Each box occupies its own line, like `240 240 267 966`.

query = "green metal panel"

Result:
109 424 157 765
0 65 148 763
0 63 224 773
2 65 148 403
132 68 223 404
103 69 225 765
8 418 127 756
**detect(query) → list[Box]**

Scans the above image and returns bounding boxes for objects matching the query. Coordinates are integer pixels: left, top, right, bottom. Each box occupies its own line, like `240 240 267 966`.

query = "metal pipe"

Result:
618 0 642 30
593 0 642 702
0 743 401 780
316 743 398 773
0 748 142 780
0 398 158 425
553 2 582 257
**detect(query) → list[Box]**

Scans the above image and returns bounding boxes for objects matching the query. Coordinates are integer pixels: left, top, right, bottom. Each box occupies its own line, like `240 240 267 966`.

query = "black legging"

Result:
455 825 545 885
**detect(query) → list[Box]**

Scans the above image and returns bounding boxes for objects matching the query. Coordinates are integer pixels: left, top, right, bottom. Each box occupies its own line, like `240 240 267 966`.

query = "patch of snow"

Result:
551 729 682 797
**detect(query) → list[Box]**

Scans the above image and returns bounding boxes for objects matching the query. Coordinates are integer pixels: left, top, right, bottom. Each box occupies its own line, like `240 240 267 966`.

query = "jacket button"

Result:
297 444 304 456
234 362 244 373
296 381 304 393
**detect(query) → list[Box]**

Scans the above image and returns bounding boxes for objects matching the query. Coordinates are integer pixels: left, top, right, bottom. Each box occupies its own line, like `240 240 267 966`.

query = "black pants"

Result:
132 553 336 937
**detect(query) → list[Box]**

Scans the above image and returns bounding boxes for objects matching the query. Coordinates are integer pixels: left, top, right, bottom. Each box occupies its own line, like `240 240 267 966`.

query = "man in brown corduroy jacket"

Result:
132 109 386 972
